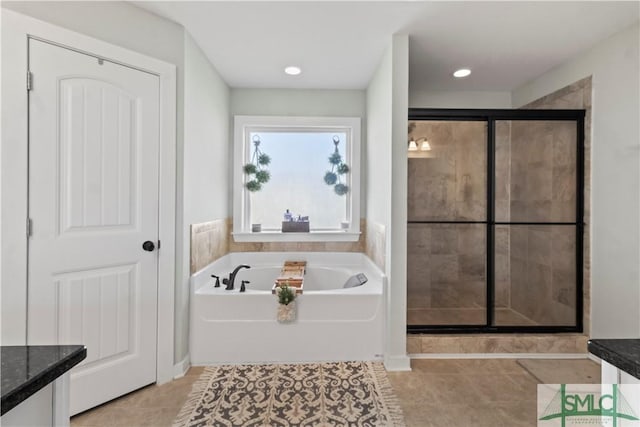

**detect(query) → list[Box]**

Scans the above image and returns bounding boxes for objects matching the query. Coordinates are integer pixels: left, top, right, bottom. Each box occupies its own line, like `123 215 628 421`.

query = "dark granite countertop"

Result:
588 339 640 380
1 345 86 415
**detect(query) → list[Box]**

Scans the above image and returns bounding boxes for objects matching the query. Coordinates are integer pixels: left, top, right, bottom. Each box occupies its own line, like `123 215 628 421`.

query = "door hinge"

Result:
27 218 33 237
27 71 33 91
157 240 161 250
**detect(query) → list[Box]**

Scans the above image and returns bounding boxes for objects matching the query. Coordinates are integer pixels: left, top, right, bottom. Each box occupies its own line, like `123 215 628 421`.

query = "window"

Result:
233 116 361 242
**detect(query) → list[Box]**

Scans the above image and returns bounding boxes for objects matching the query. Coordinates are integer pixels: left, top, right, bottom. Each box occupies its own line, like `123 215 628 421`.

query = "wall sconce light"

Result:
409 138 431 152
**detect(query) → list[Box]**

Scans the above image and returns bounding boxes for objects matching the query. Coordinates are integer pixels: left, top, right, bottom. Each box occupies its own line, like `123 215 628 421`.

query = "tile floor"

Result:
71 367 204 427
71 358 600 427
387 358 600 427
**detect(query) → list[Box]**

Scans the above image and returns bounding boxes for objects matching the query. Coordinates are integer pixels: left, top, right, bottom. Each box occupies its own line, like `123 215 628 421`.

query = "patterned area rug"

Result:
173 361 406 427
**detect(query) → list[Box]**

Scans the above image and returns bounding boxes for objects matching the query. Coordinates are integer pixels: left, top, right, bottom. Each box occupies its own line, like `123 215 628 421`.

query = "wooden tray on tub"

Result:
272 261 306 295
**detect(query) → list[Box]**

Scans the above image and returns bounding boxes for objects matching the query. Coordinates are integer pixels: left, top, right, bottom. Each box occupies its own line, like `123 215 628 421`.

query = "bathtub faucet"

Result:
223 264 251 290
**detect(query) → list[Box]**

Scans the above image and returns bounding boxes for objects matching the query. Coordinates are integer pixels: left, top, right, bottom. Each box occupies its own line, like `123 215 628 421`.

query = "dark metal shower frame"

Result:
407 108 585 334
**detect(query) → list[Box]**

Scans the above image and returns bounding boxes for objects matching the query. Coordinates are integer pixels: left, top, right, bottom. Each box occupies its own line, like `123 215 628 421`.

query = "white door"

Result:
27 39 160 415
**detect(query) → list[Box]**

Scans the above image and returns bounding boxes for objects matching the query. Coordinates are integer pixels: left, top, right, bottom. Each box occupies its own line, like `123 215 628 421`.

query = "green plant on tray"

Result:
277 283 296 305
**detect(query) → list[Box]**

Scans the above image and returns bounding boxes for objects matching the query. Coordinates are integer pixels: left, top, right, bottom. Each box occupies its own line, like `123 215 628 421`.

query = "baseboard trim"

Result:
173 353 190 379
587 353 601 364
409 353 589 359
384 355 412 371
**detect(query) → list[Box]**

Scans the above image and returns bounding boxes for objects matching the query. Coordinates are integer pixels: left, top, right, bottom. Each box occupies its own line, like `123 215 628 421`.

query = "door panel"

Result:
28 39 159 415
56 264 137 365
59 79 137 232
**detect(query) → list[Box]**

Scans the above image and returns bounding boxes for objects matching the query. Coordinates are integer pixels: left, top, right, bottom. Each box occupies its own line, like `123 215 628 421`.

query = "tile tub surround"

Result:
1 345 87 415
190 219 229 274
190 218 387 273
365 220 386 271
588 339 640 379
228 218 367 253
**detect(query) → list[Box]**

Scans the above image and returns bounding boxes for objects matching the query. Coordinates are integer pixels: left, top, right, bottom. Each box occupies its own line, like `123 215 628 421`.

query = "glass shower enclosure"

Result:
407 109 585 333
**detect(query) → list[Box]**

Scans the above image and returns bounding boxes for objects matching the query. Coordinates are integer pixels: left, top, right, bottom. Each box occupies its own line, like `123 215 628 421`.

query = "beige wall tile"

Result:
226 218 368 255
190 219 229 274
412 334 587 354
506 77 591 332
365 221 386 270
407 336 421 354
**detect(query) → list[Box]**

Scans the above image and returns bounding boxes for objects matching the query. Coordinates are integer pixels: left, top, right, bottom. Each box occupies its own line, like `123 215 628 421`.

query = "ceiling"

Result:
134 1 639 91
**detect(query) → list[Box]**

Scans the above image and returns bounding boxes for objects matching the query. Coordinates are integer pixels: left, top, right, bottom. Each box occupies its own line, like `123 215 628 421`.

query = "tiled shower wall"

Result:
512 76 592 331
495 121 512 308
407 121 490 318
190 218 386 274
407 77 591 331
505 120 578 326
408 121 487 221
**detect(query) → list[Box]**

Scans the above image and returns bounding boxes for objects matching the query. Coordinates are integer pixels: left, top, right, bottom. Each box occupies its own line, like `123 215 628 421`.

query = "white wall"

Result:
230 88 367 215
2 1 184 66
1 7 178 383
0 2 223 365
230 89 366 117
366 57 393 228
177 34 230 362
409 90 512 109
388 34 410 370
512 23 640 338
366 35 410 370
1 2 185 346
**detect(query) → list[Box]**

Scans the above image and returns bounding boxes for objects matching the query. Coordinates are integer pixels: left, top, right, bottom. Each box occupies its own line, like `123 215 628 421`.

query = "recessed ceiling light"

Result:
453 68 471 78
284 66 302 76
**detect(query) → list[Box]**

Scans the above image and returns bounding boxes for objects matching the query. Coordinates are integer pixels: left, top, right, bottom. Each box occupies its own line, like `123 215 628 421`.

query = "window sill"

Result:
232 231 361 243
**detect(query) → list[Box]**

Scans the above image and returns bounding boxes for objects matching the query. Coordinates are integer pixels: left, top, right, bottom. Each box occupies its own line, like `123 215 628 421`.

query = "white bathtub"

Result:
190 252 386 365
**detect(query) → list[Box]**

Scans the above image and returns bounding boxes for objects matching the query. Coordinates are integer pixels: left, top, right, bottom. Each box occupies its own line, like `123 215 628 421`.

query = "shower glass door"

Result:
493 120 581 327
407 110 584 333
407 120 488 326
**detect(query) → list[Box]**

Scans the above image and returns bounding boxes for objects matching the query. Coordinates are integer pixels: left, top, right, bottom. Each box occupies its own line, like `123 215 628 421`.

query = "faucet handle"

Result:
240 280 249 292
223 276 232 290
211 274 220 288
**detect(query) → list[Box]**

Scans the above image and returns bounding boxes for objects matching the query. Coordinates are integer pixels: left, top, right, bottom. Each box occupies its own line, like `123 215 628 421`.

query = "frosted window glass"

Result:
248 132 349 230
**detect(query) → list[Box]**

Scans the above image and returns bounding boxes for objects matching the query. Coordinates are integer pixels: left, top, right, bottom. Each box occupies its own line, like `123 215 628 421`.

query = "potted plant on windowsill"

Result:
244 135 271 232
276 283 296 323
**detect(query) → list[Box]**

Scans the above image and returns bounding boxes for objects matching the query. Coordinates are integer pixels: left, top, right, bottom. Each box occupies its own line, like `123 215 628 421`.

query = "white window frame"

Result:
233 115 361 242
